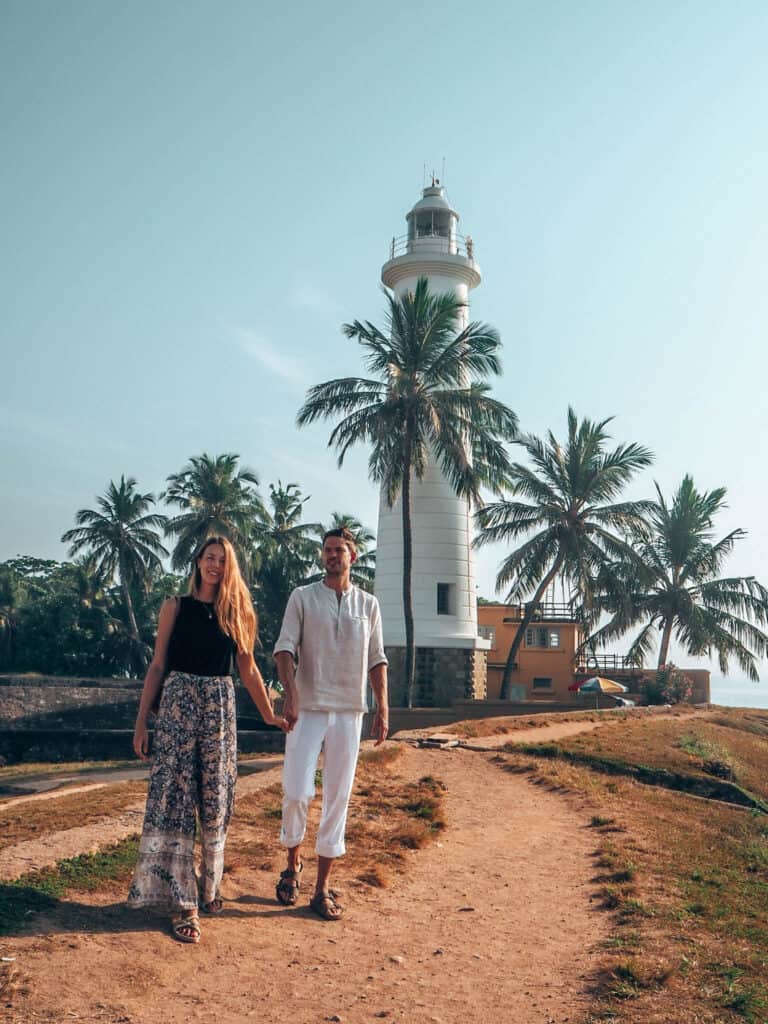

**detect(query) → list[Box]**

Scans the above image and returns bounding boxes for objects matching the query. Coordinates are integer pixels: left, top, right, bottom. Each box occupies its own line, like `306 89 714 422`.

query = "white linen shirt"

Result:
274 581 387 712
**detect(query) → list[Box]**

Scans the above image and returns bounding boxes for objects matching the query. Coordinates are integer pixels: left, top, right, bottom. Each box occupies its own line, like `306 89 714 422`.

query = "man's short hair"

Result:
322 526 357 550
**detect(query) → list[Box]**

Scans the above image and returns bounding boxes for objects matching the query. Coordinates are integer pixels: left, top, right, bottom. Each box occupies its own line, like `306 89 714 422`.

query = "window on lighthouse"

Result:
413 211 450 239
437 583 455 615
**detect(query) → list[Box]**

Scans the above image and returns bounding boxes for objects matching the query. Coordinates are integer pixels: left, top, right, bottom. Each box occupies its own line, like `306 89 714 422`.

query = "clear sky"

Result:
3 1 767 678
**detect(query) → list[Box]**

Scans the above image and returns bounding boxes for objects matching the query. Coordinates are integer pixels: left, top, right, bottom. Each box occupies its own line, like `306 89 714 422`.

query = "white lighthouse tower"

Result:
374 180 489 706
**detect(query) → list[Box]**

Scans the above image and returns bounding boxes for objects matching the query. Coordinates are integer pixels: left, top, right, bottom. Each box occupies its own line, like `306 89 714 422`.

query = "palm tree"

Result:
251 482 322 678
475 408 654 698
297 277 518 706
62 476 168 669
589 475 768 680
255 482 322 577
163 453 266 573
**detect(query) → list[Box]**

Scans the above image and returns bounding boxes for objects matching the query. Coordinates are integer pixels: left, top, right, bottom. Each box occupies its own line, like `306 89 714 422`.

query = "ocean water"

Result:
709 678 768 709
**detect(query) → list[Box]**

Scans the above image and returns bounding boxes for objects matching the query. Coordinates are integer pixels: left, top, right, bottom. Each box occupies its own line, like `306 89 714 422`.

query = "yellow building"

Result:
477 602 710 704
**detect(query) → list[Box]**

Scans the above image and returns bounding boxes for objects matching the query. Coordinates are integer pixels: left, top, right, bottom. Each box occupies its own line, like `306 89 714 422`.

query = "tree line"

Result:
0 464 373 683
3 279 767 703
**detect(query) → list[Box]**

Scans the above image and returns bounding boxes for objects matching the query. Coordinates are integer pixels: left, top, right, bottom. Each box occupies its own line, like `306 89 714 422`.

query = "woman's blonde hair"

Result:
189 535 257 654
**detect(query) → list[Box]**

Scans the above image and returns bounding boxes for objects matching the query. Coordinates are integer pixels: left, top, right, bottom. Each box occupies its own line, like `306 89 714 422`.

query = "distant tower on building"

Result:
374 179 489 706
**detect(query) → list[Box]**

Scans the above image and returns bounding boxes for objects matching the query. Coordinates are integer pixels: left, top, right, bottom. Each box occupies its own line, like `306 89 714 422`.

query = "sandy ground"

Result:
1 724 611 1024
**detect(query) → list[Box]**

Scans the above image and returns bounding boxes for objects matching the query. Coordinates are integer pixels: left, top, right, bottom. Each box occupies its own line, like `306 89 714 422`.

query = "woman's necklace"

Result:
197 597 214 619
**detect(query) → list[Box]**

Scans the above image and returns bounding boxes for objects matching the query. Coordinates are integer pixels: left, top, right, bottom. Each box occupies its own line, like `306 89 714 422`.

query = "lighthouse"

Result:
374 180 489 706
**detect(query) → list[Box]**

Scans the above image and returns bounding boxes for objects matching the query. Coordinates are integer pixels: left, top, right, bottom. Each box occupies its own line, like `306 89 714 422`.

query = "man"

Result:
273 527 388 920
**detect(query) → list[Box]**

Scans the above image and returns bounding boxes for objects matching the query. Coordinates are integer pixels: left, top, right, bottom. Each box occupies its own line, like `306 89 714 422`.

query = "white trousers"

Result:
280 710 364 859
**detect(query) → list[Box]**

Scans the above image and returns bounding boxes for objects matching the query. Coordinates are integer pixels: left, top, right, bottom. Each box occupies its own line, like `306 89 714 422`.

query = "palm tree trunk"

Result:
657 617 674 669
500 554 565 700
121 577 141 640
401 463 415 709
118 554 142 646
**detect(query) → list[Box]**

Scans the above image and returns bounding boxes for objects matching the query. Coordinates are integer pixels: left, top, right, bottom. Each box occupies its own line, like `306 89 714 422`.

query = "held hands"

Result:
266 690 294 733
268 710 292 733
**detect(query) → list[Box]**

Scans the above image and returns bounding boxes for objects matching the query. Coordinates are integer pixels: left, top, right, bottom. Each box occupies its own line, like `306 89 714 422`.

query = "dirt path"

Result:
0 759 283 881
401 719 606 750
3 742 610 1024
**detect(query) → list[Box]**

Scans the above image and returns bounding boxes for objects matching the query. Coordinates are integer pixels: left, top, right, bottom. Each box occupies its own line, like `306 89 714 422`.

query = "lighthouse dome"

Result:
407 183 459 220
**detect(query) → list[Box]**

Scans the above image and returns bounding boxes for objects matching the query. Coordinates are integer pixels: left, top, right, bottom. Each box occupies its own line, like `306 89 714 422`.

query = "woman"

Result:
127 535 288 943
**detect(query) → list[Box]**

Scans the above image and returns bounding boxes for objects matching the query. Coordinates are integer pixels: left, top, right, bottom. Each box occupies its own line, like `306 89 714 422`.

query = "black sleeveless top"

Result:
165 596 237 677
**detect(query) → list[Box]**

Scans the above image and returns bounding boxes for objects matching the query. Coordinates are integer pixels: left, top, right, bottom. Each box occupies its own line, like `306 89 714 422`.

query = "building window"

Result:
525 627 561 649
478 625 496 648
437 583 454 615
532 677 552 689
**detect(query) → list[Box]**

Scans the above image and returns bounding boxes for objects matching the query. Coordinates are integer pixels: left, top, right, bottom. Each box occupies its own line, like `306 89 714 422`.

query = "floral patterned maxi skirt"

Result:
126 671 237 911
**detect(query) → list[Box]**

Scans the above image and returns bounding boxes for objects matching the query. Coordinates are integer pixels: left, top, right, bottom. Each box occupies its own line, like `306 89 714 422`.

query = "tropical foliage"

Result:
642 664 694 705
5 425 766 701
588 476 768 680
61 476 169 672
2 461 375 683
163 453 265 573
298 277 517 705
0 556 184 677
249 482 322 679
475 408 654 698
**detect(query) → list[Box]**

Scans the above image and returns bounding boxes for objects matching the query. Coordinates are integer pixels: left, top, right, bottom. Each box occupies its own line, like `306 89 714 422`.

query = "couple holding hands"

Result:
127 528 388 943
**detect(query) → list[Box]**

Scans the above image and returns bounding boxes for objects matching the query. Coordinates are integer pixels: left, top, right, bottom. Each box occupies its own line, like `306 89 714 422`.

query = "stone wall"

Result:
0 675 143 730
385 646 488 707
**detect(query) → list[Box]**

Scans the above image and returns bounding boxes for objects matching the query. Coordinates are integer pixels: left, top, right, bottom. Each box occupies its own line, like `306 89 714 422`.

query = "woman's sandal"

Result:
309 890 343 921
201 896 223 915
276 862 303 906
171 912 201 944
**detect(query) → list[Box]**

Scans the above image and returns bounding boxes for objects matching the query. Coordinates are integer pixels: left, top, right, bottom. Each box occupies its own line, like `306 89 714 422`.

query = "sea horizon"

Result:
709 677 768 709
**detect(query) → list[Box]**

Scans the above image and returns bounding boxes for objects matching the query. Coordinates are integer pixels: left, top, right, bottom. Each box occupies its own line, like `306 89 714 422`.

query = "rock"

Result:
389 955 404 964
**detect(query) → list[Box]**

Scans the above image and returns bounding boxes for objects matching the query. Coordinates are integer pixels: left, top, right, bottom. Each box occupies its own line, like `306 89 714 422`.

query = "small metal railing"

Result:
387 232 476 261
574 653 643 675
501 602 579 623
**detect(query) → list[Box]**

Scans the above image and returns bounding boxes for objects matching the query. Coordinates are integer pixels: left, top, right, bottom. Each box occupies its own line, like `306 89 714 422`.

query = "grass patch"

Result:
0 835 139 933
0 760 137 784
497 707 768 1022
590 815 615 828
0 781 147 853
555 713 767 801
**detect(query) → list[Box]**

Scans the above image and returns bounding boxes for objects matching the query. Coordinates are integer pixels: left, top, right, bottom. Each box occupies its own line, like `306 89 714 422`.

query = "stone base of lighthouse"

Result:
385 641 488 708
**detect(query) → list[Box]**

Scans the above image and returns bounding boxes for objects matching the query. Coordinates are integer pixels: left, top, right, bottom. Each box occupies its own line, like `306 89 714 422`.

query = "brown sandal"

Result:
171 912 201 944
309 890 343 921
276 862 303 906
201 897 223 915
